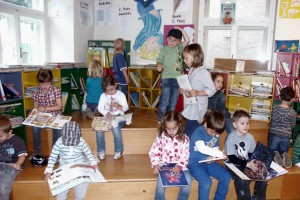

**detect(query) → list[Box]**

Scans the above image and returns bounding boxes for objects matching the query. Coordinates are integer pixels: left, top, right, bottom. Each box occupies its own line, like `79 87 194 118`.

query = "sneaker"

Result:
98 152 106 160
274 151 284 166
114 152 122 160
86 107 95 119
28 150 41 161
283 152 292 168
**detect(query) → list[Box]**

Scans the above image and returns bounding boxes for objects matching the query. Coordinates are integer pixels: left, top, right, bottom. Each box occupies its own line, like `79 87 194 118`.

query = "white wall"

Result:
94 0 194 48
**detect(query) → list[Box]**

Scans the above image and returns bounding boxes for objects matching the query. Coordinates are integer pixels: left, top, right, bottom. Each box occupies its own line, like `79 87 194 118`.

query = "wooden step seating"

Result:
13 110 300 199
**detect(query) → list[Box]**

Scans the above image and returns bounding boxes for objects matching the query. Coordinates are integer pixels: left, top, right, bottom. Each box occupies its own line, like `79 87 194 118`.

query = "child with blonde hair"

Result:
113 38 130 97
85 59 104 119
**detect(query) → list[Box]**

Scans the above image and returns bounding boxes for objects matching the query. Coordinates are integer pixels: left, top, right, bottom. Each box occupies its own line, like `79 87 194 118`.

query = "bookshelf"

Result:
50 64 87 114
226 73 274 122
128 67 161 109
0 70 26 142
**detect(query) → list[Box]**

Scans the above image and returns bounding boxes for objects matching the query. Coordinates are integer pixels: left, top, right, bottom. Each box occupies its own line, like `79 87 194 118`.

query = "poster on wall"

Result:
80 0 92 25
95 0 115 25
130 0 164 65
279 0 300 18
163 24 194 46
221 2 235 24
275 40 299 52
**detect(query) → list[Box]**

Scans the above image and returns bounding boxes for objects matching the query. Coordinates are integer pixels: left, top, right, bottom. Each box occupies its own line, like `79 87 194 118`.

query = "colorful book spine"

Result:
0 79 6 101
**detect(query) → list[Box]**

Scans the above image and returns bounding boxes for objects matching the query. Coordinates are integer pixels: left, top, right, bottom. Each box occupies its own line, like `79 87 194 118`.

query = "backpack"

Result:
292 135 300 165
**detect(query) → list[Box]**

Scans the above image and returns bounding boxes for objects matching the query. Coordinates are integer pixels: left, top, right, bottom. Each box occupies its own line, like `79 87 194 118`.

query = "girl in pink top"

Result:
149 111 191 200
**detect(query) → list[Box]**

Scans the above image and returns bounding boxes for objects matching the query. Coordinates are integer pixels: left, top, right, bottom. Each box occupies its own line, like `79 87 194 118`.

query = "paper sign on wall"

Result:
236 60 245 72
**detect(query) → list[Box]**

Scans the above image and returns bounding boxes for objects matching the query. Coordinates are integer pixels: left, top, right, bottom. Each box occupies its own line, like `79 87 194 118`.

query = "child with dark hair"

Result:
269 86 296 168
45 121 97 200
149 111 192 200
96 75 129 160
0 116 27 199
156 27 190 123
226 110 267 200
208 73 234 134
188 111 231 200
30 68 62 159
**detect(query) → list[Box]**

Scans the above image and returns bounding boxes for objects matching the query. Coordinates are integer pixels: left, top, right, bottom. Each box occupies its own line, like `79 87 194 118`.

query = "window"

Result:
0 0 46 66
199 0 276 69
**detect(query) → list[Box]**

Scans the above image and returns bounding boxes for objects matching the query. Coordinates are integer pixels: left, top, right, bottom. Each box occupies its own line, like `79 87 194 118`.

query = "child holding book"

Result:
179 43 216 138
208 73 234 134
113 38 130 97
149 111 192 200
31 68 62 159
188 111 230 200
97 75 129 160
225 110 267 200
0 116 27 200
45 121 97 200
157 27 190 123
85 59 104 119
268 86 296 168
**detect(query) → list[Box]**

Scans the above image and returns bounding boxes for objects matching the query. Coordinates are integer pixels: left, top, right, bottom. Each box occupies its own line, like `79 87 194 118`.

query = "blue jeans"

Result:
228 166 267 200
96 121 126 153
155 170 192 200
225 117 235 134
158 79 180 122
188 162 231 200
86 102 98 113
268 133 290 155
56 182 89 200
0 164 20 200
185 119 200 138
117 84 128 97
32 127 62 153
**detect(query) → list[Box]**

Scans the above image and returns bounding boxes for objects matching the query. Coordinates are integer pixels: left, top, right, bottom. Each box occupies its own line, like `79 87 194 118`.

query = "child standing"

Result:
96 75 129 160
188 111 231 200
225 110 267 200
31 68 62 158
113 38 130 97
149 111 192 200
268 86 296 168
44 121 97 200
85 59 104 119
208 73 234 134
0 116 27 200
180 43 216 138
157 27 190 123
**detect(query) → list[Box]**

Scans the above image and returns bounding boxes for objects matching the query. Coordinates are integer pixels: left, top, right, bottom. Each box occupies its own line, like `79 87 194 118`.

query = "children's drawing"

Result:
275 40 299 52
132 0 163 63
279 0 300 18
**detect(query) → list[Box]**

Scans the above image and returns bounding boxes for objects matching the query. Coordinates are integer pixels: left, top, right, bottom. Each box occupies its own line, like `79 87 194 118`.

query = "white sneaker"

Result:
98 152 105 160
114 152 122 160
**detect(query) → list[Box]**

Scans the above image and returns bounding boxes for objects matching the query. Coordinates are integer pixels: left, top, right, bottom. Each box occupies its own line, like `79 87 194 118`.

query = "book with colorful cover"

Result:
22 109 72 129
129 92 139 107
159 163 189 187
91 113 133 132
47 163 106 196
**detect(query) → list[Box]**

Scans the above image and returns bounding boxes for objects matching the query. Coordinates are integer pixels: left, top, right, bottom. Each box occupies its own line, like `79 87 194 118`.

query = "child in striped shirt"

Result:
44 121 97 200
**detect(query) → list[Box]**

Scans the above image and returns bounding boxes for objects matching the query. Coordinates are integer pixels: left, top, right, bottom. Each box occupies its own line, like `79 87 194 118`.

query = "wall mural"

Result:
131 0 163 64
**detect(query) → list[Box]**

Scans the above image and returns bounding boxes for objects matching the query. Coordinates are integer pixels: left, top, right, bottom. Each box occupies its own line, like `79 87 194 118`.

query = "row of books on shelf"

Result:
0 103 24 128
129 92 160 108
87 47 115 68
277 58 300 77
229 85 273 98
0 79 22 101
69 73 86 93
129 72 161 89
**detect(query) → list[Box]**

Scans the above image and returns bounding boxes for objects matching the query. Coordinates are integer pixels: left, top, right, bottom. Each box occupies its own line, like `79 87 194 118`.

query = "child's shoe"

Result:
28 150 41 161
98 152 106 160
283 152 292 168
114 152 122 160
86 107 94 119
274 151 284 166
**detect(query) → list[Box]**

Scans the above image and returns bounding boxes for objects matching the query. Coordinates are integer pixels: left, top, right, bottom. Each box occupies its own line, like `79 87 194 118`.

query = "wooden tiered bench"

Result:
12 109 300 199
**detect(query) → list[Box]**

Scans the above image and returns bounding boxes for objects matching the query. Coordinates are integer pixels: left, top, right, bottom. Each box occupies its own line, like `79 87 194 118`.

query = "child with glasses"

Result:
96 75 129 160
156 27 190 124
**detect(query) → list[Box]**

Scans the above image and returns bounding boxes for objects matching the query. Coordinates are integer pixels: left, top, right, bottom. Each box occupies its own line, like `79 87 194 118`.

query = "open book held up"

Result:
159 163 189 187
225 142 288 181
47 163 106 196
22 109 72 129
176 74 197 104
91 113 133 132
